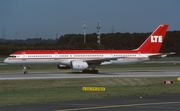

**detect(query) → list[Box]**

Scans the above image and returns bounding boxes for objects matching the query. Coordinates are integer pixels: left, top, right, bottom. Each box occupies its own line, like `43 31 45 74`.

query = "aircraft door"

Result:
138 52 142 61
110 54 113 58
22 52 27 61
138 52 141 57
54 52 58 60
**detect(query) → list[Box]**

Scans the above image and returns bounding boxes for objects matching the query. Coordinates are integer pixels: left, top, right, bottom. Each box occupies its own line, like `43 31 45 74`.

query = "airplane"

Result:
4 24 174 74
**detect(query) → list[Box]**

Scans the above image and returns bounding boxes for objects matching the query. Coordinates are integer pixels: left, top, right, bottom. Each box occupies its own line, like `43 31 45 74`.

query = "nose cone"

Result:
4 58 9 64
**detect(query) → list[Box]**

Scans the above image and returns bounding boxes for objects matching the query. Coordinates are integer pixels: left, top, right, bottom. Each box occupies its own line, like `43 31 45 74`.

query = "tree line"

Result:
0 31 180 56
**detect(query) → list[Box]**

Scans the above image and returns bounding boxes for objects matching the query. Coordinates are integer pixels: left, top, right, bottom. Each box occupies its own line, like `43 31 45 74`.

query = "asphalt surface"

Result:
0 94 180 111
0 70 180 80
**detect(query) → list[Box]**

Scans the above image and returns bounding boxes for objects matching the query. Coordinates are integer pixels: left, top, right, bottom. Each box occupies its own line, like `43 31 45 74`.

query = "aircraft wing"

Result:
85 57 123 64
149 52 176 59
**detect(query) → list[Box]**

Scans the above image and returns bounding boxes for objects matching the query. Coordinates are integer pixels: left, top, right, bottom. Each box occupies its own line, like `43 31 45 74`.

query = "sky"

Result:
0 0 180 40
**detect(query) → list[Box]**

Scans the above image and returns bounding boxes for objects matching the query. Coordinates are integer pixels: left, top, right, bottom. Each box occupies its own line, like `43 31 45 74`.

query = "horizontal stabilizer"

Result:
149 52 176 59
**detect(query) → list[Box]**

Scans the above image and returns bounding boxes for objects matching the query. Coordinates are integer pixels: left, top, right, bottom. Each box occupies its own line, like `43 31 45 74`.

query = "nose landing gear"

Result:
21 65 30 74
23 66 28 74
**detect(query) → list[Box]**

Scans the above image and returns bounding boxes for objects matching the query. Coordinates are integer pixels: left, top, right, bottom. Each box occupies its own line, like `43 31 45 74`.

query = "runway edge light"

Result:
82 87 105 91
177 77 180 81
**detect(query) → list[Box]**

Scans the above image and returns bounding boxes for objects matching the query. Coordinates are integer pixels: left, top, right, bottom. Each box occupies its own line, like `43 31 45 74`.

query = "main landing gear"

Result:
82 69 99 73
82 64 99 73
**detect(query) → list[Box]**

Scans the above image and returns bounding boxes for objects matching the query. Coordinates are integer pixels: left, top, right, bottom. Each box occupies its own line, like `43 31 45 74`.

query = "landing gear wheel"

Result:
82 69 91 73
24 71 28 74
82 69 99 73
91 70 99 74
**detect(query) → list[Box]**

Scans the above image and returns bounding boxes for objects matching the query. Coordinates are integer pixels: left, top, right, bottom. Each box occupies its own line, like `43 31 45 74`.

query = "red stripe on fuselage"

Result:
12 50 159 55
13 50 139 54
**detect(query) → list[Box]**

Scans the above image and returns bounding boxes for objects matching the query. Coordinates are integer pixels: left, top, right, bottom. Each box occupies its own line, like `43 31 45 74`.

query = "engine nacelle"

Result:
57 65 71 69
71 60 88 70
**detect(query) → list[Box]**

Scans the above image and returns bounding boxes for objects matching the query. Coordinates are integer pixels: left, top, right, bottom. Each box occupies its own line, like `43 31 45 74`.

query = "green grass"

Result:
154 57 180 61
101 63 180 70
0 56 6 62
0 77 180 106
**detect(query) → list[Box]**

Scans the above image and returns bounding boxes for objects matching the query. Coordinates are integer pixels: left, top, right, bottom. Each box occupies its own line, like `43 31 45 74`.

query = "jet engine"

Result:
71 60 88 70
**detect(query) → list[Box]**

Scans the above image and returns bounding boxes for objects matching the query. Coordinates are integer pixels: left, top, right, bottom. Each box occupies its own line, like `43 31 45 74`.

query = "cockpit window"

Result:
9 56 16 58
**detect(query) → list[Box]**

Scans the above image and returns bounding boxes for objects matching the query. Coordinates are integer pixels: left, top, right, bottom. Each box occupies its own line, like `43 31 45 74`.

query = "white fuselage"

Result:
4 53 154 66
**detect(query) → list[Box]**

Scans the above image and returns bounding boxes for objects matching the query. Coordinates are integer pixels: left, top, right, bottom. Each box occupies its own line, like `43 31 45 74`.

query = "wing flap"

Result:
85 57 123 64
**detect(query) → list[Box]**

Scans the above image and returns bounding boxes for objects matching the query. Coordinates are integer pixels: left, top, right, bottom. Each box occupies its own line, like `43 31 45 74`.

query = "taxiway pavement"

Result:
0 94 180 111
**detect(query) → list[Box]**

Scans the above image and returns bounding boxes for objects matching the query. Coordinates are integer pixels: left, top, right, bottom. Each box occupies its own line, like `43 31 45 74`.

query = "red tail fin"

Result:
135 24 168 53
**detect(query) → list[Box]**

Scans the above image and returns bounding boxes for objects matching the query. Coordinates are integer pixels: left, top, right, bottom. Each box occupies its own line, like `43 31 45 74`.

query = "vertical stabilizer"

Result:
135 24 168 53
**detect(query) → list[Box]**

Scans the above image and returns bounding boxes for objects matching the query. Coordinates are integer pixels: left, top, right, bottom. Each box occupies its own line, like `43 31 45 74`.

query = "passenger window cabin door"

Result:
54 52 58 60
22 52 26 61
138 52 142 60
